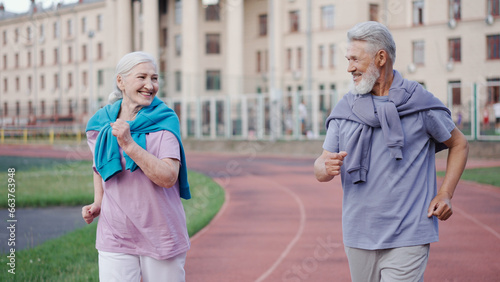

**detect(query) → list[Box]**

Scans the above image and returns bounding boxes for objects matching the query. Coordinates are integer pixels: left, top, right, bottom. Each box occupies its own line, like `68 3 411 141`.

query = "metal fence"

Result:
1 82 500 144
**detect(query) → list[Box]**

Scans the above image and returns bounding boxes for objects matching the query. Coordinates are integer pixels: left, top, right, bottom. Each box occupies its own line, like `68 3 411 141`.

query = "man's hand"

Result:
324 151 348 177
427 191 453 221
315 150 347 182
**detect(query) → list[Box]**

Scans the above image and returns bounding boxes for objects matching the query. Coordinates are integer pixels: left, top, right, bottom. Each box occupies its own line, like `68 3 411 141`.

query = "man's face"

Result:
345 40 380 95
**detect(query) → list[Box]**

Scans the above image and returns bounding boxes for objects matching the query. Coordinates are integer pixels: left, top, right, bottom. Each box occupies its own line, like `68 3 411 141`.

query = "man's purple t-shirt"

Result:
323 95 456 250
87 130 190 260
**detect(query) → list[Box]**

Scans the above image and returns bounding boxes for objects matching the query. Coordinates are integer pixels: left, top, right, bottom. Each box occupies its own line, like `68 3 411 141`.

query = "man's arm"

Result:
314 150 348 182
427 127 469 220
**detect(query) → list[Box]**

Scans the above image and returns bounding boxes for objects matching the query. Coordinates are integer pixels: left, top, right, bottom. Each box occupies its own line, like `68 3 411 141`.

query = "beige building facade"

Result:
0 0 499 138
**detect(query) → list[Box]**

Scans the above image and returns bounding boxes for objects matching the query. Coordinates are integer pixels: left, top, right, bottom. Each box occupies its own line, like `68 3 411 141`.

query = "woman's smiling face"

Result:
118 62 159 108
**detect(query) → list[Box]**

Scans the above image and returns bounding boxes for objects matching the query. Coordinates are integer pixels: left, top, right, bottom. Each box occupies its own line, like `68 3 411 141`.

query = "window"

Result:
370 4 379 21
40 50 45 66
450 0 461 20
206 4 220 21
15 77 19 91
449 81 461 105
161 28 168 47
286 48 292 71
68 46 72 63
412 40 425 65
175 35 182 56
41 100 46 115
82 44 87 61
259 14 267 36
329 44 336 68
206 34 220 54
27 51 32 67
97 14 103 31
318 45 325 69
2 30 6 45
160 0 168 14
448 38 461 62
82 71 88 87
3 102 8 116
14 53 19 68
321 5 335 29
206 70 221 91
3 78 7 92
54 73 60 89
14 28 19 43
98 70 104 86
82 17 87 34
97 43 103 60
39 24 44 39
68 72 73 89
82 99 88 114
175 0 182 25
53 22 59 39
28 76 32 91
488 0 500 16
289 11 300 32
40 75 45 90
487 78 500 103
413 0 424 25
175 71 182 92
3 54 7 69
257 51 262 72
54 48 59 65
67 19 73 37
27 26 33 41
297 47 302 69
487 34 500 60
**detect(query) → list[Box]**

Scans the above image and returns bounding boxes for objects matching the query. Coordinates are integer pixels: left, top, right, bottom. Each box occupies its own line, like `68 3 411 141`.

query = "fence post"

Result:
0 128 4 144
473 83 478 141
49 128 55 144
23 128 28 144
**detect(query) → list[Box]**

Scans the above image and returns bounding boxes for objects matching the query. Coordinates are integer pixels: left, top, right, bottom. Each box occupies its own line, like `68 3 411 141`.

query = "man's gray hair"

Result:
108 51 158 104
347 21 396 65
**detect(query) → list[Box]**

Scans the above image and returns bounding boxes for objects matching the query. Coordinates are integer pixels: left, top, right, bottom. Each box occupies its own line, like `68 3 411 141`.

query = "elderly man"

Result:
314 21 469 281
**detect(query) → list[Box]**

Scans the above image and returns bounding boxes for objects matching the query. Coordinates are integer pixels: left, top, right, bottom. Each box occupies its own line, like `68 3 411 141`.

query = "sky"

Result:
1 0 78 13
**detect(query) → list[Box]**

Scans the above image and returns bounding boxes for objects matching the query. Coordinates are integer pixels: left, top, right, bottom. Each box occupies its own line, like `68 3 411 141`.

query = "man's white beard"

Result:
349 62 380 95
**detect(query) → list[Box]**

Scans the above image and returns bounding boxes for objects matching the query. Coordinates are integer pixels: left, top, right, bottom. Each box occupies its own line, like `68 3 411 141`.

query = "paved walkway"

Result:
1 144 500 281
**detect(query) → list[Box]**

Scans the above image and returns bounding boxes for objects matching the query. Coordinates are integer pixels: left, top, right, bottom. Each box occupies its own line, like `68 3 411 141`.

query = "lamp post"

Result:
88 30 95 113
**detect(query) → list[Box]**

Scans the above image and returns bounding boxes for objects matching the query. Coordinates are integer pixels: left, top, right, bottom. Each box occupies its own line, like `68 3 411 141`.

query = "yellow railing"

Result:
0 126 85 145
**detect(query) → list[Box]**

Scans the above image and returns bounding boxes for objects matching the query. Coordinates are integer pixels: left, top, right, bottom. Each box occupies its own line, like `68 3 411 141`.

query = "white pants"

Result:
98 251 186 282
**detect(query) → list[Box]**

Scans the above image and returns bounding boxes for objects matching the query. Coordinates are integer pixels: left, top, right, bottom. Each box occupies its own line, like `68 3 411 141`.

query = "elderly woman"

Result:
82 51 190 281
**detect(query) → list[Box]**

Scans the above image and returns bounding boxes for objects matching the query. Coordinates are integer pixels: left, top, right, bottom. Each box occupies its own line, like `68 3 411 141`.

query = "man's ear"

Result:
376 50 388 67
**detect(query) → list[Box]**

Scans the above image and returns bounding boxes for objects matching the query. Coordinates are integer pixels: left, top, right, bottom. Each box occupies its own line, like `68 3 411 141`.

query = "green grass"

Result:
437 166 500 188
0 157 225 281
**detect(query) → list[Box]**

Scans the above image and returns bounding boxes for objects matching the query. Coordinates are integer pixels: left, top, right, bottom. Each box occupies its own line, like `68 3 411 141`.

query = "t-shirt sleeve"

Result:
424 109 456 143
323 119 340 153
158 131 181 162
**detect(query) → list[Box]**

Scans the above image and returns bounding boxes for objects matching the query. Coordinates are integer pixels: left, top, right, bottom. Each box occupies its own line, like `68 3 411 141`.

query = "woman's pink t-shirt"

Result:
87 130 190 260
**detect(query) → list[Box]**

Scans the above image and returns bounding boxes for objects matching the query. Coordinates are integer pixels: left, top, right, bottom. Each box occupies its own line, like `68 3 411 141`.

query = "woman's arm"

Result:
82 171 104 224
314 150 348 182
111 119 180 188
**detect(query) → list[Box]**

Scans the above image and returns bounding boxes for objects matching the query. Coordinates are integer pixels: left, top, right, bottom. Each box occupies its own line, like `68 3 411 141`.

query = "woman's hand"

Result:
82 203 101 224
111 119 135 150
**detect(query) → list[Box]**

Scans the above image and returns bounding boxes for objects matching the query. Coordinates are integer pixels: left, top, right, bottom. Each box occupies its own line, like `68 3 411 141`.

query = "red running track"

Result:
1 145 499 281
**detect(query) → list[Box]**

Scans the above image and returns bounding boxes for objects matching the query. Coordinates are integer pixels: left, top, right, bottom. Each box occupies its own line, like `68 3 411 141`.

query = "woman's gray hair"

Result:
347 21 396 65
108 51 158 104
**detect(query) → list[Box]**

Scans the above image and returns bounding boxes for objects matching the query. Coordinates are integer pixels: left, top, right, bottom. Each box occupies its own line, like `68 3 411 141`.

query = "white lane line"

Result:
454 205 500 241
255 178 307 282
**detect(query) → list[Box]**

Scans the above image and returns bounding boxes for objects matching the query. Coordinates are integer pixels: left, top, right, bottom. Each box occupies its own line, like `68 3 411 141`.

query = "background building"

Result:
0 0 499 140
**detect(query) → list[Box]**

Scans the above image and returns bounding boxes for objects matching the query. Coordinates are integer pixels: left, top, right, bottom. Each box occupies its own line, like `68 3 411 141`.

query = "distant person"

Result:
82 51 190 281
483 107 490 129
494 102 500 134
299 99 308 135
314 21 469 282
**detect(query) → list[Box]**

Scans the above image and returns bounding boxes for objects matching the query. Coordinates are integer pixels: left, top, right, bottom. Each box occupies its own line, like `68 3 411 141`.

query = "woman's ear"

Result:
117 75 125 91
